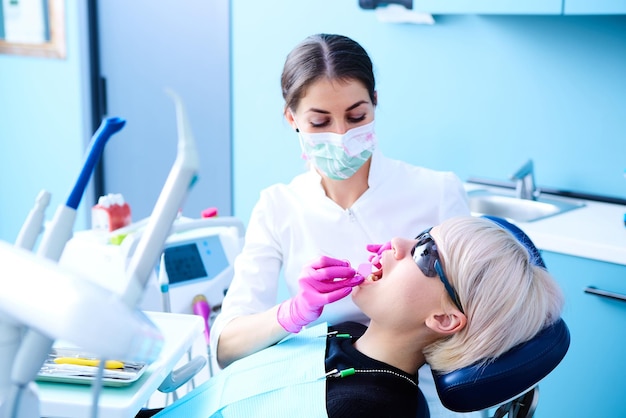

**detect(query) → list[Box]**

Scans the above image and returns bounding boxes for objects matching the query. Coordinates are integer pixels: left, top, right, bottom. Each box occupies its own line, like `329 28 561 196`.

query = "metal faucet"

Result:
510 159 537 200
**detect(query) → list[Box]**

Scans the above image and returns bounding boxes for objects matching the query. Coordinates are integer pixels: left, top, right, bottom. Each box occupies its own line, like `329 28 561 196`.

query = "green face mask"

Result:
298 121 377 180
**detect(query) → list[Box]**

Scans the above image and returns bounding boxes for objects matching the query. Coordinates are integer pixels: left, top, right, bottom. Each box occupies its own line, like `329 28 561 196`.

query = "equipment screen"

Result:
163 243 208 284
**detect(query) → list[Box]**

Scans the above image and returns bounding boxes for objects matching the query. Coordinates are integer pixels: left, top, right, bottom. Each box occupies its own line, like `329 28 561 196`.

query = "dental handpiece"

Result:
159 254 172 313
192 295 211 345
192 294 213 376
15 189 51 251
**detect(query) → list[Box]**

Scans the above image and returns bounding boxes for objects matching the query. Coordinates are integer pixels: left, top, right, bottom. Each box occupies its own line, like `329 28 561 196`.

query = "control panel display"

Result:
163 243 207 284
162 234 229 286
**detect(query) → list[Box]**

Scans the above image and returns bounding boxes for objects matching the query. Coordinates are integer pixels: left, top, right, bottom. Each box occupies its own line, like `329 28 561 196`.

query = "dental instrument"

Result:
38 117 126 261
192 294 213 377
15 189 51 250
53 358 125 369
157 356 207 395
0 190 51 400
0 116 126 418
159 253 172 313
192 294 211 345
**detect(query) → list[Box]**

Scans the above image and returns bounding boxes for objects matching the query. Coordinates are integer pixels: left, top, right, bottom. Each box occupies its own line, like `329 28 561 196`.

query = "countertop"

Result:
464 183 626 266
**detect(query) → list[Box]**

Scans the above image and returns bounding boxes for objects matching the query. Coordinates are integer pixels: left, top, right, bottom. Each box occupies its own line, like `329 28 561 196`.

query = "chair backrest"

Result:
431 216 570 413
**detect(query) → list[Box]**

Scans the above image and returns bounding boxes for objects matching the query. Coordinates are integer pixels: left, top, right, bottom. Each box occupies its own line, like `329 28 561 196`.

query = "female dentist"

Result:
211 33 473 417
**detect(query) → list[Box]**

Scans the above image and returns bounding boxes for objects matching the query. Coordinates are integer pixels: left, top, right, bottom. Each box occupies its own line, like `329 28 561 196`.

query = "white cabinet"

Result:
534 251 626 417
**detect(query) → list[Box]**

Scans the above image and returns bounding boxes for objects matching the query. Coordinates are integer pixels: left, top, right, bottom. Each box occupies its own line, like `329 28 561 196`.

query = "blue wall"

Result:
231 1 626 224
0 3 92 244
1 2 625 243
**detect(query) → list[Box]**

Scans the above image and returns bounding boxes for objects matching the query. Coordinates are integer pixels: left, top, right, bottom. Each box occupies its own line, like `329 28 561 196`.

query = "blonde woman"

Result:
149 216 563 418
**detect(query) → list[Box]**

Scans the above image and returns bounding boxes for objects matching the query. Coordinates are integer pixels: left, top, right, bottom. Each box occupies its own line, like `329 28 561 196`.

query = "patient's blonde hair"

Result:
423 216 564 373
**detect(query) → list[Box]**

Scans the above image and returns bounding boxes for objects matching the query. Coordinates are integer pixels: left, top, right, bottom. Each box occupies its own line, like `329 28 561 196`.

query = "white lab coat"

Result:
210 150 475 417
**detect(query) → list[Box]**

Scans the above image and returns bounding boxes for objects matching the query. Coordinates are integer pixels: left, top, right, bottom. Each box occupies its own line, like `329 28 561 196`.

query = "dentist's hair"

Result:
281 33 377 113
423 216 564 373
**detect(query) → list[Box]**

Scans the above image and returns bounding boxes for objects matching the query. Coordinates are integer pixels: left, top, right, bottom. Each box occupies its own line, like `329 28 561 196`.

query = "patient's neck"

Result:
353 322 430 375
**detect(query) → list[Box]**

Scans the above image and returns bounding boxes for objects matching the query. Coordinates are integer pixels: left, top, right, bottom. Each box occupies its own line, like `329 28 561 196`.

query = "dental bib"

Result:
155 323 329 417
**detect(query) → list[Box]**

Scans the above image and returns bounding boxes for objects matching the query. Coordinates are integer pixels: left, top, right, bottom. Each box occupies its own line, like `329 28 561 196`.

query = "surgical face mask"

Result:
296 121 377 180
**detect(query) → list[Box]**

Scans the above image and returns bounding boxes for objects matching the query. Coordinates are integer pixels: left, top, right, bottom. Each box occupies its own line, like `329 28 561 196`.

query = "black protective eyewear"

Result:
411 227 464 314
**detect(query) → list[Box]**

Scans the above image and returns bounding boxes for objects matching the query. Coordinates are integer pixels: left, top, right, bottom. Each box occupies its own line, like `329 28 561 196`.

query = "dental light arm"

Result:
122 90 200 309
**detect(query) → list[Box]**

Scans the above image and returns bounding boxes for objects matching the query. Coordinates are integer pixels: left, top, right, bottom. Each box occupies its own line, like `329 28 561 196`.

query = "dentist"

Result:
211 33 472 417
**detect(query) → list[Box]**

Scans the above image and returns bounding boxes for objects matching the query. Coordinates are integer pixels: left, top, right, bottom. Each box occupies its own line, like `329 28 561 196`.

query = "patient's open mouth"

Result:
368 268 383 282
356 262 383 284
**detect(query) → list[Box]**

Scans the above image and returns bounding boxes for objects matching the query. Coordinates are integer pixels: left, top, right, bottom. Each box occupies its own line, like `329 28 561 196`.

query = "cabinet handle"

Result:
584 286 626 302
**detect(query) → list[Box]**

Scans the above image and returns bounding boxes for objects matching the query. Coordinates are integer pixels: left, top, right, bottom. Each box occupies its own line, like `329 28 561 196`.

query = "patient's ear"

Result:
426 311 467 336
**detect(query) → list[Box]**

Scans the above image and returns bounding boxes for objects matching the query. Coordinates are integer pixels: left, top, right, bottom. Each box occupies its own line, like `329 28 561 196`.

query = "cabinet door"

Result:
565 0 626 14
534 252 626 417
410 0 562 14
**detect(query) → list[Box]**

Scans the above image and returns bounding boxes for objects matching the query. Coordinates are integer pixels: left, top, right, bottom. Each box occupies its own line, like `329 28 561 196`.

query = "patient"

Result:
149 216 563 418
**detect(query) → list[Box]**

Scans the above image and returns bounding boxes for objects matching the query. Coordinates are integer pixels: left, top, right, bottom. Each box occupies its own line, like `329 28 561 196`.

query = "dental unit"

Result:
0 89 201 418
0 116 126 418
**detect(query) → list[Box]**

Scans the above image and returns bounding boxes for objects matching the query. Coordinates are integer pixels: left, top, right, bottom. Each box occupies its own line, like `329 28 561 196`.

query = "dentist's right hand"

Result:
277 256 363 333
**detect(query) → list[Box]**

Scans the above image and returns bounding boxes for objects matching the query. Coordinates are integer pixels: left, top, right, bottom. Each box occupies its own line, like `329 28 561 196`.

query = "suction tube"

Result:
38 117 126 261
67 117 126 210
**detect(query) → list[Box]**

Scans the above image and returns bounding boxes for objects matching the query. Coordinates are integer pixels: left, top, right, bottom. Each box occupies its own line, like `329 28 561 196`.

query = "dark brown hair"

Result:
281 34 377 112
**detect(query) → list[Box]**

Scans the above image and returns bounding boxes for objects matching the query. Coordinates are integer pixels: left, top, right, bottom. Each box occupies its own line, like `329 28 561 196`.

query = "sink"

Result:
467 189 586 222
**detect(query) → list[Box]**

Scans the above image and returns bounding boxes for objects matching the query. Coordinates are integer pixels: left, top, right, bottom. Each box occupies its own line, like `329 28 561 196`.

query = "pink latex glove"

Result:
277 256 364 333
366 241 392 269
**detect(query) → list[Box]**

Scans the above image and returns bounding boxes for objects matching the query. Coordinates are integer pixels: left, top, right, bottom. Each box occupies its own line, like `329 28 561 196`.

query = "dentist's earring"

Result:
295 128 300 133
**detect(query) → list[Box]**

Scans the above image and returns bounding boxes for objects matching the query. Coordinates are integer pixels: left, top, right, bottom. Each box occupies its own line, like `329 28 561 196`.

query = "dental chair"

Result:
428 215 570 418
151 215 569 418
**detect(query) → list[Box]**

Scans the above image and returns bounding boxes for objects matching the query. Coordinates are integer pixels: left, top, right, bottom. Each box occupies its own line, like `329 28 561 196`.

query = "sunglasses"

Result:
411 227 464 314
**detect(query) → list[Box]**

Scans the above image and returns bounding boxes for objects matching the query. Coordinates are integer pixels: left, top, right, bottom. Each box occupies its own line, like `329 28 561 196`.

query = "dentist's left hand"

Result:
366 241 392 269
277 256 363 333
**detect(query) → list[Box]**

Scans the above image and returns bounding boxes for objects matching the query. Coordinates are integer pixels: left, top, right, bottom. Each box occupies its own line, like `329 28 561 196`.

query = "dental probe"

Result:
159 254 172 313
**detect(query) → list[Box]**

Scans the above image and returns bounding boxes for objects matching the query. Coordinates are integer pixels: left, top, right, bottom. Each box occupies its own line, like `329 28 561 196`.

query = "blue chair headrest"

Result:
481 215 546 268
433 317 570 412
432 216 570 412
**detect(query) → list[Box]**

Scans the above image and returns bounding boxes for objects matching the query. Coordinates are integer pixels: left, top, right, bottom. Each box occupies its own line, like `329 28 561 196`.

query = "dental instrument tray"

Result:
36 347 147 387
